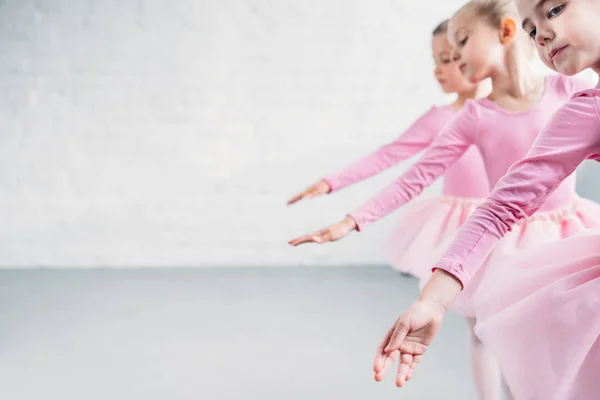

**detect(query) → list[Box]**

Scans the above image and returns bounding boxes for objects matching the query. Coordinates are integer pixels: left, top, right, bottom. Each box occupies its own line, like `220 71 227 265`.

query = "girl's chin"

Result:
553 61 584 77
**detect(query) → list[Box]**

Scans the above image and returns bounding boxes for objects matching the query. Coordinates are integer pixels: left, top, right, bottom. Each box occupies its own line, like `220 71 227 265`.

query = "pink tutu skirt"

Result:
473 231 600 399
426 197 600 317
384 195 482 278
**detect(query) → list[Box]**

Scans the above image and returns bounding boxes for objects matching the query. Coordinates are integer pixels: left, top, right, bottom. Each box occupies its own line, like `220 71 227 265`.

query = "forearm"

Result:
348 143 467 229
324 142 429 192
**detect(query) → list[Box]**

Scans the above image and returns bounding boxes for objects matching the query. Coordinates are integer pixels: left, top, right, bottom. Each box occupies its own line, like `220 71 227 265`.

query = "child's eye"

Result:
548 4 564 18
442 58 451 64
459 37 468 46
528 27 537 39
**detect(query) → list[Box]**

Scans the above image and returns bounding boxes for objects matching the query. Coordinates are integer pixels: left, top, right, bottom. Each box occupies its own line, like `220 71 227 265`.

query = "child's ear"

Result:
499 17 517 44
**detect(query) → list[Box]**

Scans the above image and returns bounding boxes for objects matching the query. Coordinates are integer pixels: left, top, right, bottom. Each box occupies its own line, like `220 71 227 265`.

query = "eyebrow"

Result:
521 0 550 30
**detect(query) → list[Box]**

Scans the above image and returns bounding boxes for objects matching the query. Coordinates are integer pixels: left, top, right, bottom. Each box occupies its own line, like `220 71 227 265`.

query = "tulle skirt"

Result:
474 230 600 399
384 195 481 279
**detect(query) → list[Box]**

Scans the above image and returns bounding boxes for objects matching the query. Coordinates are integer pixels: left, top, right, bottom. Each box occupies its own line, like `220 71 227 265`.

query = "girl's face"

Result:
447 7 507 83
432 33 477 94
517 0 600 75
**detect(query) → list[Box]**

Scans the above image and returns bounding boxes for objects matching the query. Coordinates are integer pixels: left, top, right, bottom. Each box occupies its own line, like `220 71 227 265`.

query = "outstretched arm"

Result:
323 107 448 192
287 107 449 205
348 109 477 230
434 94 600 287
289 107 478 245
374 93 600 387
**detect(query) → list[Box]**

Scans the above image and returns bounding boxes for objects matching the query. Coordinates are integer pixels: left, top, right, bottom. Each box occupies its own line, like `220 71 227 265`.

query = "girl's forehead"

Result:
515 0 536 18
432 35 451 51
449 7 476 32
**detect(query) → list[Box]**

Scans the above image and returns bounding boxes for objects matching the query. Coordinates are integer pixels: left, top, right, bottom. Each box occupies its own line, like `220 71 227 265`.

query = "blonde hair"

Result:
459 0 534 57
462 0 519 28
432 19 449 36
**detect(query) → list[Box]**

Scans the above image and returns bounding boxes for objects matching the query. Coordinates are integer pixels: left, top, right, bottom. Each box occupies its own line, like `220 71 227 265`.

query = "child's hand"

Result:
373 300 445 387
287 180 331 205
288 216 357 246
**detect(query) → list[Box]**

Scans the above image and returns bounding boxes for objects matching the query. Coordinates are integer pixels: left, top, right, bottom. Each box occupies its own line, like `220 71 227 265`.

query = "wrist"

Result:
321 179 334 193
342 215 358 231
415 298 448 316
417 269 463 312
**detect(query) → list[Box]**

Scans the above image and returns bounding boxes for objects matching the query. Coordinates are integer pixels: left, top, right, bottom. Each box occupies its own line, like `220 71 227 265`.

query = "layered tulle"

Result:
472 231 600 399
384 195 482 278
420 197 600 317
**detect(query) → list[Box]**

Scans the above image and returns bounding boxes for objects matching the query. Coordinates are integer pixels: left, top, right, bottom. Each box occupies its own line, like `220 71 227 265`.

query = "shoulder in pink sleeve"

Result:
447 99 481 143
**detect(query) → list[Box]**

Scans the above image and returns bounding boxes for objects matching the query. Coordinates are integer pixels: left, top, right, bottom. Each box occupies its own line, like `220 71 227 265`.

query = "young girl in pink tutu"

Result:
291 0 598 398
288 20 490 278
375 0 600 398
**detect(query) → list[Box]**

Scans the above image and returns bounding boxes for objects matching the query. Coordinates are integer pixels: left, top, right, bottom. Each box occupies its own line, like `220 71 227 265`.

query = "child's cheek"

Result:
562 15 584 48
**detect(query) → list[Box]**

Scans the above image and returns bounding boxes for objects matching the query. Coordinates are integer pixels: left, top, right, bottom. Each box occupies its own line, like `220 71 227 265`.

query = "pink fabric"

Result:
449 196 600 316
322 105 489 276
474 231 600 399
323 105 489 198
384 195 481 277
433 88 600 399
435 88 600 287
348 74 591 230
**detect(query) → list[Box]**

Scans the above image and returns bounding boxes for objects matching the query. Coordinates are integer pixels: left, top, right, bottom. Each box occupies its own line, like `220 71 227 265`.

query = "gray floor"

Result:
0 268 477 400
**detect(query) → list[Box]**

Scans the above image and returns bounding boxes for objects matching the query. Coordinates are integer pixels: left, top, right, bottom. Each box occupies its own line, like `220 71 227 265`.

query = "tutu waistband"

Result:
517 196 592 223
438 195 484 206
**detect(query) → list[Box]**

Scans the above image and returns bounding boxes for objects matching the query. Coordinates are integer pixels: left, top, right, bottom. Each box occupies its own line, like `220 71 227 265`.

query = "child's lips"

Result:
550 45 568 61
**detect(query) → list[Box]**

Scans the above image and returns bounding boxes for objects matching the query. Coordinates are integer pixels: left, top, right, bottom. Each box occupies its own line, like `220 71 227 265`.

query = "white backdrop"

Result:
0 0 598 267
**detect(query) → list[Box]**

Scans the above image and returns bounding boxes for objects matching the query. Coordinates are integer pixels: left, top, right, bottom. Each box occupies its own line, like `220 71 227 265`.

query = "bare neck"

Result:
489 50 544 100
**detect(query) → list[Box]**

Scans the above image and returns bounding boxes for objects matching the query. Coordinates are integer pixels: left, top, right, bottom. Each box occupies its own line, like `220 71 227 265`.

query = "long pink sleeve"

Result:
435 92 600 287
347 104 478 230
323 106 452 191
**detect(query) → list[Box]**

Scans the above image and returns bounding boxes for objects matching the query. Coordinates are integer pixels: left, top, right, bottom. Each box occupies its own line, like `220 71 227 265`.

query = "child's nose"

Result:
536 25 555 47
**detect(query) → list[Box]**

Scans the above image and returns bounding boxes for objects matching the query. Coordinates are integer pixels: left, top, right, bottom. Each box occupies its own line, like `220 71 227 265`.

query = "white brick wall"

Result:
3 0 596 268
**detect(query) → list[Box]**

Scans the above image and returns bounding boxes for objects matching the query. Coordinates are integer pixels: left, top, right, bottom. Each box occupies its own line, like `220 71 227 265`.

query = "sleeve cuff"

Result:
346 213 363 232
322 177 336 193
432 259 471 289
